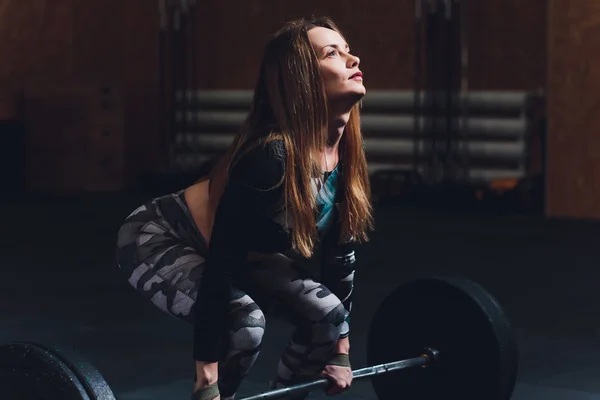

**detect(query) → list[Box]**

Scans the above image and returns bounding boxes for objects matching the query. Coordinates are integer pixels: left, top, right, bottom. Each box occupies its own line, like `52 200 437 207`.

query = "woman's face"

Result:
308 27 365 105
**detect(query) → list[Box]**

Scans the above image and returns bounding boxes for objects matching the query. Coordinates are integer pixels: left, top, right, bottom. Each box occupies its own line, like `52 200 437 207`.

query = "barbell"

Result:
0 276 519 400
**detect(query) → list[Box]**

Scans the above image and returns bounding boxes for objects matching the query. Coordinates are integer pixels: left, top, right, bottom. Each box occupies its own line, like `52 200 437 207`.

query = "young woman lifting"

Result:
116 16 373 400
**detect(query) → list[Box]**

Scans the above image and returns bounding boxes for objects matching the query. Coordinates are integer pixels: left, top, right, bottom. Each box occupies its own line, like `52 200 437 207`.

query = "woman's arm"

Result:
192 140 287 362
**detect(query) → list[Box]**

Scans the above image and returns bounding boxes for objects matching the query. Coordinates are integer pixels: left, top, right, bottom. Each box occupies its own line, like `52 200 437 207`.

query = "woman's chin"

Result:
329 90 366 109
348 89 366 105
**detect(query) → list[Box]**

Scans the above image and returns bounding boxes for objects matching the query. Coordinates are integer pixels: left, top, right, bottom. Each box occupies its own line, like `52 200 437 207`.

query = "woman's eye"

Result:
327 50 338 57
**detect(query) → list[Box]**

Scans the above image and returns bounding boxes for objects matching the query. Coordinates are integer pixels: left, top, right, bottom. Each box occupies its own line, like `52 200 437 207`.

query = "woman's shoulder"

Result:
232 137 286 188
246 137 286 162
237 136 286 166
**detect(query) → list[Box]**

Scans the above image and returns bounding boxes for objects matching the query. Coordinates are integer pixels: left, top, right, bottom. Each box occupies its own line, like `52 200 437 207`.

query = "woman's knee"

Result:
288 296 345 350
294 280 346 326
226 291 267 351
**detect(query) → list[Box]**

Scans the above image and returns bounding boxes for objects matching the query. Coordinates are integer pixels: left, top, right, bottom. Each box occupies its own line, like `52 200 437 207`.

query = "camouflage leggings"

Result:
115 191 347 399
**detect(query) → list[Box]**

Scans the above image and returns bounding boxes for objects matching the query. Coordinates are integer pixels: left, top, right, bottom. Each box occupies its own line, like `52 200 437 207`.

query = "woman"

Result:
116 16 373 400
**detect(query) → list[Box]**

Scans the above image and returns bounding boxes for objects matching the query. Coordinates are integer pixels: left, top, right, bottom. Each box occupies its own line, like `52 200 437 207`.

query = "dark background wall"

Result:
187 0 548 91
0 0 596 219
0 0 159 192
546 0 600 219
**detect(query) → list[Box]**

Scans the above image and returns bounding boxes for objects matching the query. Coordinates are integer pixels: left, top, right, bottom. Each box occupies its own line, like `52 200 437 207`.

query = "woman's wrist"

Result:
335 336 350 354
195 361 219 387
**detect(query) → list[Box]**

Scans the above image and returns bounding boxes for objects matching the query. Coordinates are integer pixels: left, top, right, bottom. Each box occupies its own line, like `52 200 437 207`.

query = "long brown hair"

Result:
206 16 374 258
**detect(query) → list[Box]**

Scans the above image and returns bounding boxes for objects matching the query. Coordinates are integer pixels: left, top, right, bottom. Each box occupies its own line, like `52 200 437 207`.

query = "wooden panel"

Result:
72 0 121 80
85 84 125 191
467 0 547 90
27 0 73 80
120 0 162 179
192 0 416 89
546 0 600 219
23 80 89 193
121 85 162 180
186 0 546 91
23 79 125 193
0 0 73 81
121 0 159 86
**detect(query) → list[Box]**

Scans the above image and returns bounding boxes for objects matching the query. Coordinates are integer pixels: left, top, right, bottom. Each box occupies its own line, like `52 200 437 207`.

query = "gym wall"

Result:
0 0 160 193
0 0 597 219
177 0 547 91
545 0 600 220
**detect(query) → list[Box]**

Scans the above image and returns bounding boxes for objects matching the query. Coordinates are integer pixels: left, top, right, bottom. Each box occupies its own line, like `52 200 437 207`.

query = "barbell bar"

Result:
240 348 439 400
0 276 519 400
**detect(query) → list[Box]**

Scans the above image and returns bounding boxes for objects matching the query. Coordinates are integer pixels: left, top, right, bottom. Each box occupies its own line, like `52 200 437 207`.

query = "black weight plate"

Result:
0 342 116 400
367 276 519 400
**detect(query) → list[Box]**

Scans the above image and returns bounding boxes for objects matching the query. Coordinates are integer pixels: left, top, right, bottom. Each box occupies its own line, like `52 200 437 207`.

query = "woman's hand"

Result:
321 363 353 396
321 342 352 396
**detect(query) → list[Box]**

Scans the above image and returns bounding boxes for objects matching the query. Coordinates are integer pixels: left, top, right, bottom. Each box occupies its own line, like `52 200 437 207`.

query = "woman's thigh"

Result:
237 253 345 327
116 193 208 323
115 192 267 340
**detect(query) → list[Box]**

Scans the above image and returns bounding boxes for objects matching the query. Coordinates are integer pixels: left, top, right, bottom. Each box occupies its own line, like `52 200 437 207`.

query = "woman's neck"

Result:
327 109 351 146
318 101 353 171
318 117 346 172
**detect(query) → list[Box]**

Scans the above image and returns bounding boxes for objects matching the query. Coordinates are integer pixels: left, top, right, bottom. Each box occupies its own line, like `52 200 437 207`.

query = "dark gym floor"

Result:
2 190 600 399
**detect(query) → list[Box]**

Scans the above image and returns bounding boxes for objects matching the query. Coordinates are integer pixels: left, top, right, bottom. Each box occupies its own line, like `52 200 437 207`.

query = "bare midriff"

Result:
184 179 212 245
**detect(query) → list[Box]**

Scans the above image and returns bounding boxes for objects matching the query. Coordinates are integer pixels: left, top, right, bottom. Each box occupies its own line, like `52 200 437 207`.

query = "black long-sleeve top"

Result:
193 138 355 362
